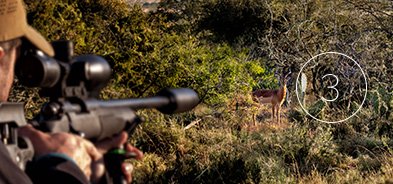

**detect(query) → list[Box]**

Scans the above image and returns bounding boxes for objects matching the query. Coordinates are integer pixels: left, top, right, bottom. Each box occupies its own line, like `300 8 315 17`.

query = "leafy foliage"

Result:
23 0 269 104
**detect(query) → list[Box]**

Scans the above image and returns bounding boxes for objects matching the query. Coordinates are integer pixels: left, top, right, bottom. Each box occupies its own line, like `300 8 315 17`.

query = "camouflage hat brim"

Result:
0 0 54 56
24 25 54 56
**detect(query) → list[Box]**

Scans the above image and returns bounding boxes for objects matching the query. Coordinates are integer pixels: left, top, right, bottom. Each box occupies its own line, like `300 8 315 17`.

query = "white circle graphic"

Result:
295 52 368 124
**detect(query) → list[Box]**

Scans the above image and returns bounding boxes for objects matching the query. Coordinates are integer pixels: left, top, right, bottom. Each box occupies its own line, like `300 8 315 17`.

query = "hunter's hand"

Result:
18 126 143 183
17 125 101 179
91 131 144 183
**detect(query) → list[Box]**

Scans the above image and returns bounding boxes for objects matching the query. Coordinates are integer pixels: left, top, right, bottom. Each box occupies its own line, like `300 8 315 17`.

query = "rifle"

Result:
9 40 199 184
0 103 34 170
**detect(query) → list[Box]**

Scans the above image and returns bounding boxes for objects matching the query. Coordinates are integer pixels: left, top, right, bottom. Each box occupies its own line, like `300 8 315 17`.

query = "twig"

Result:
184 119 202 130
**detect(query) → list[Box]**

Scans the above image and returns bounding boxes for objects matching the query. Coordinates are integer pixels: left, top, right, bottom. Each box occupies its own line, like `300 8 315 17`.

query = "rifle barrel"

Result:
94 88 199 114
99 97 170 110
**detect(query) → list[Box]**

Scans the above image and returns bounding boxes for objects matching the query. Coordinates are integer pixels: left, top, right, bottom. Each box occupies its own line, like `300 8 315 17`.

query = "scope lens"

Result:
70 55 111 97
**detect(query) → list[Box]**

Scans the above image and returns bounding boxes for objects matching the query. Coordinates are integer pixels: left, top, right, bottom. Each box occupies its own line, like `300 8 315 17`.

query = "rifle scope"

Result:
15 41 111 98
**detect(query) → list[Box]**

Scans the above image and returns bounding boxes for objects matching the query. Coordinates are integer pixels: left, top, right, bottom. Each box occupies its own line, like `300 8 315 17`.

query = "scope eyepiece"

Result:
16 49 61 88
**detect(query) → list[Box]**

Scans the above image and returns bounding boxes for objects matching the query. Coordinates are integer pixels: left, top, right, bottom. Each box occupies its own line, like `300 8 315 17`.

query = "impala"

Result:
252 72 291 123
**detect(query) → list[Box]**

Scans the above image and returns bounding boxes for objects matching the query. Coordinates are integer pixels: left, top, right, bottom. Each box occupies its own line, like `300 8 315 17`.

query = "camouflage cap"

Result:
0 0 54 56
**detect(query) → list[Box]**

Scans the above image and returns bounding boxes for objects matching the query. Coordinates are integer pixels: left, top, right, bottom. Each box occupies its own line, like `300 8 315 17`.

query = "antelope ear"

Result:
274 70 280 78
284 71 292 79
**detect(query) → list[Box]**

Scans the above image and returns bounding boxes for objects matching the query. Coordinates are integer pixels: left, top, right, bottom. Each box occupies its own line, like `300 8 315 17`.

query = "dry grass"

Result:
229 92 292 133
131 93 393 184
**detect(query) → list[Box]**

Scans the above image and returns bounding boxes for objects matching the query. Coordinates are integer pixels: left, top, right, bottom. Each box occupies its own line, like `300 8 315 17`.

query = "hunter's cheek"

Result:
0 64 7 101
0 50 17 101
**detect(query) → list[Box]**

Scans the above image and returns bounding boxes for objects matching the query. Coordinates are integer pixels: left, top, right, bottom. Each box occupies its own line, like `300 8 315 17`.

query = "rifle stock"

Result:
0 103 34 170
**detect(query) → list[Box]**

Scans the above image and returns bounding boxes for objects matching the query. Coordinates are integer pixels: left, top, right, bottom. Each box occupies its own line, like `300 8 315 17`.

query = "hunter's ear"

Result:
0 47 5 60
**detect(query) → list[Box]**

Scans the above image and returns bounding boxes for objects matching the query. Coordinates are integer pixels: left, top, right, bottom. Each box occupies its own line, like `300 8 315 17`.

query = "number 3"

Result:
321 74 339 102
